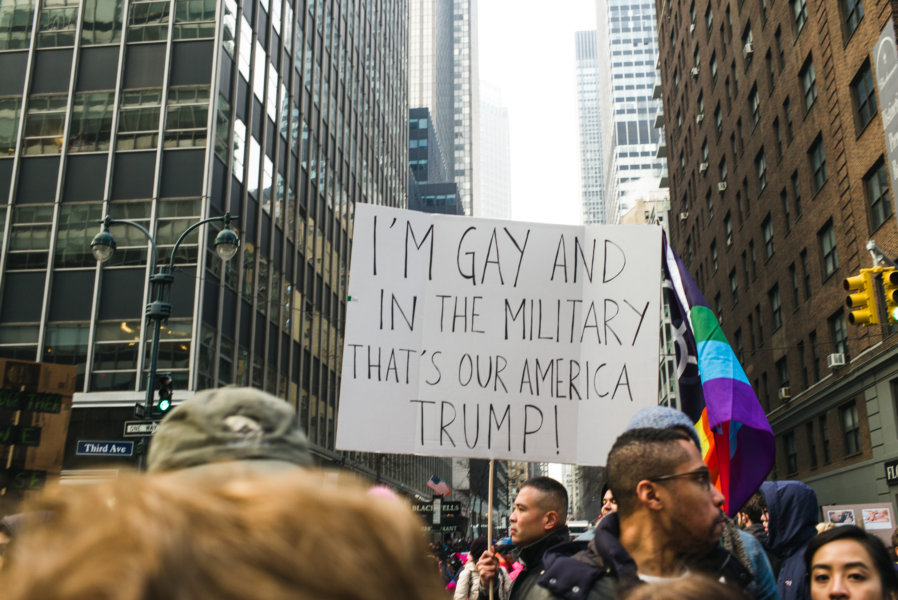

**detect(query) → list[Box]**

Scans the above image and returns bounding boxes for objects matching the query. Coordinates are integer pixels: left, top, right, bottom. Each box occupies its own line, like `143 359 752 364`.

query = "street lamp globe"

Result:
90 229 116 263
214 227 240 261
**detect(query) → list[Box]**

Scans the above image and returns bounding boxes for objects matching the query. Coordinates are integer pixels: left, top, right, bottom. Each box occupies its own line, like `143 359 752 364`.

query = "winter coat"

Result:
760 480 819 600
477 527 571 600
458 558 512 600
536 512 757 600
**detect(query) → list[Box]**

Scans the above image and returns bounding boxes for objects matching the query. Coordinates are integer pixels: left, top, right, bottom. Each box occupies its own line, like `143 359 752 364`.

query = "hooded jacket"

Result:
535 512 756 600
760 480 818 600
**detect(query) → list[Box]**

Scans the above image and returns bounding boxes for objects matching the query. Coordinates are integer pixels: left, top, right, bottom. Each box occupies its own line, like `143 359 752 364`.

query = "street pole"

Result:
91 213 239 468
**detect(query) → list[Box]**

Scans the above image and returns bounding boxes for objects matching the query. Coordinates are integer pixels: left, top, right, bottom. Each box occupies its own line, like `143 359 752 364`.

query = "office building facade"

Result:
575 30 606 225
0 0 450 498
477 82 510 220
595 0 666 222
657 0 898 507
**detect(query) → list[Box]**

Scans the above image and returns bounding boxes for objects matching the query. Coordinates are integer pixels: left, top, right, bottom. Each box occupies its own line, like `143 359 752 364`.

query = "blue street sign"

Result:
76 440 135 457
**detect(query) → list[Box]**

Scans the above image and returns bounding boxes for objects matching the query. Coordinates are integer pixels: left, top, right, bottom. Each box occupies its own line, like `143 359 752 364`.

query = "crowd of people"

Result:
0 390 896 599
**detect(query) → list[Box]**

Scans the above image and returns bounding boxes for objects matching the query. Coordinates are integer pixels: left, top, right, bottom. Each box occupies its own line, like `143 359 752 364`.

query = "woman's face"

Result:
809 538 893 600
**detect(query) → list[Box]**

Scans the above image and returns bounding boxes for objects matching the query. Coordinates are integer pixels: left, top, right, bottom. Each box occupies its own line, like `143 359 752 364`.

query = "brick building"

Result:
657 0 898 507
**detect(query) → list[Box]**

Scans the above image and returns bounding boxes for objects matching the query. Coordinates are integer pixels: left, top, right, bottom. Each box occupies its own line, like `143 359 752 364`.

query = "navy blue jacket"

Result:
537 512 755 600
760 480 818 600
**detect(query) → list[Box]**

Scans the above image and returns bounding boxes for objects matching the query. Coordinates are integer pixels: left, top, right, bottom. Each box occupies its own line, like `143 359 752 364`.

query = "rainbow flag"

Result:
662 232 774 517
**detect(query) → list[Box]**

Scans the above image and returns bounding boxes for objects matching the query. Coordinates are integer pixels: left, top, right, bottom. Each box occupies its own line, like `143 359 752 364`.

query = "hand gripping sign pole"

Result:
488 458 495 600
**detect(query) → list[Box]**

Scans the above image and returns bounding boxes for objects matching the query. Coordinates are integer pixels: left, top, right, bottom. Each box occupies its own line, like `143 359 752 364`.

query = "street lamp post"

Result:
90 213 240 431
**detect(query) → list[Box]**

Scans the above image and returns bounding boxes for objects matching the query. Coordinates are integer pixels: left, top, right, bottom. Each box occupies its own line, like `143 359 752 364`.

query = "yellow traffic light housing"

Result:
882 267 898 322
844 268 880 326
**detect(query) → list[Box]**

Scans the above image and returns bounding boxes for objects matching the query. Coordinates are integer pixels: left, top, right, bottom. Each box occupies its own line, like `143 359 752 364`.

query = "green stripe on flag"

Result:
690 305 728 343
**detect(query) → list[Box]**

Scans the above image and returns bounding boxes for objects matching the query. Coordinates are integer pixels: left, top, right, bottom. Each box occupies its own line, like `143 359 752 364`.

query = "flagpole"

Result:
487 458 494 600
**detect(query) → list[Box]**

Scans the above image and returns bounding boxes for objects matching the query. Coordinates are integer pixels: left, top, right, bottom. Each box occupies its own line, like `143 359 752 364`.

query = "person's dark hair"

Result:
606 428 694 517
469 536 488 562
521 476 568 522
740 491 766 523
804 525 898 596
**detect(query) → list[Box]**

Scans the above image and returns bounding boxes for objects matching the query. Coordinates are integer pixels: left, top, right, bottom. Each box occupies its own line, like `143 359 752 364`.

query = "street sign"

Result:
122 420 159 437
76 440 135 457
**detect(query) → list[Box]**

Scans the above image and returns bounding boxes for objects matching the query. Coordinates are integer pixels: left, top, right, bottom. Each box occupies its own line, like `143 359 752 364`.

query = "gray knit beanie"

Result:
625 405 702 450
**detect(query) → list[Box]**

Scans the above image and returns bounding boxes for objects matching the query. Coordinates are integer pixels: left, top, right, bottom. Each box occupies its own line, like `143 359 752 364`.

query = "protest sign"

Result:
335 204 661 465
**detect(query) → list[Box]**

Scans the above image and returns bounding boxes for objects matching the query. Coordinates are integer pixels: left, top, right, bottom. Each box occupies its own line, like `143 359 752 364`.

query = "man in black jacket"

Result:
476 476 570 599
536 428 755 600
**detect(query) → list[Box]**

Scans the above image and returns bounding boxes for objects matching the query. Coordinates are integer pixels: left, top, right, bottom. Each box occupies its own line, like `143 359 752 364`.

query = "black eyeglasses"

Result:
648 467 712 490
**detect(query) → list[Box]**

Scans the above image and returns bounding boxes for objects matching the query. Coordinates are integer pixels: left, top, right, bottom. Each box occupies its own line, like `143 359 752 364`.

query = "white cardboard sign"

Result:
335 204 661 465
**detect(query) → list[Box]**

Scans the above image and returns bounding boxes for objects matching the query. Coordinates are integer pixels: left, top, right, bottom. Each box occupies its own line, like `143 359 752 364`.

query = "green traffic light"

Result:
158 398 171 412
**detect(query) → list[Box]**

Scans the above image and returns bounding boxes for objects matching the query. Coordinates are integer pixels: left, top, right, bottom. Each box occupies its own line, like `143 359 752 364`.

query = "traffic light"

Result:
151 372 174 418
844 268 880 326
883 268 898 322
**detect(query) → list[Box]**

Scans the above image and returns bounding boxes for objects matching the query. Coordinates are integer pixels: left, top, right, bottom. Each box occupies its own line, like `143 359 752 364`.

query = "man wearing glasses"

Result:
535 428 757 599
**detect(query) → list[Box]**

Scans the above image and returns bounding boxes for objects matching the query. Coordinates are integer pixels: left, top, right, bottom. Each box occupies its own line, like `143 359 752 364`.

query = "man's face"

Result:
654 440 726 553
601 489 618 516
509 486 552 546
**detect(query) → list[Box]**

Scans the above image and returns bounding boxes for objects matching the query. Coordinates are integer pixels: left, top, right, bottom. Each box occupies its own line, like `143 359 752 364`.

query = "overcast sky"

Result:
478 0 597 226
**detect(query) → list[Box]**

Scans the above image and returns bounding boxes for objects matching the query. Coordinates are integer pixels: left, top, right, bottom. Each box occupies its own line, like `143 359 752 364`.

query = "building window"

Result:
865 159 892 231
766 50 775 91
712 240 718 271
748 313 756 351
776 356 789 389
128 0 171 43
783 97 794 141
830 309 847 356
725 212 733 247
735 328 744 363
770 284 782 330
800 249 812 297
785 431 798 474
840 402 860 455
702 139 709 162
774 118 783 159
820 414 831 463
82 0 124 45
790 263 800 306
762 215 774 258
799 341 809 387
819 220 838 278
69 92 115 153
37 0 78 47
750 240 757 278
781 189 792 232
810 331 821 381
706 4 713 32
6 205 53 270
756 305 765 345
173 0 217 39
711 52 719 83
800 59 818 111
118 89 162 150
809 136 828 192
749 86 761 127
0 97 22 157
715 104 722 136
791 170 803 218
0 1 34 50
842 0 863 37
852 61 877 130
719 157 728 183
730 268 738 304
756 148 767 190
742 26 754 67
775 27 785 68
792 0 808 33
806 422 818 468
165 86 210 148
23 94 68 155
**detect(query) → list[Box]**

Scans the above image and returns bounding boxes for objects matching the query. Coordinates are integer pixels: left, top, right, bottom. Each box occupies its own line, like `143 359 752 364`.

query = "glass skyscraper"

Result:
0 0 447 498
595 0 665 222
